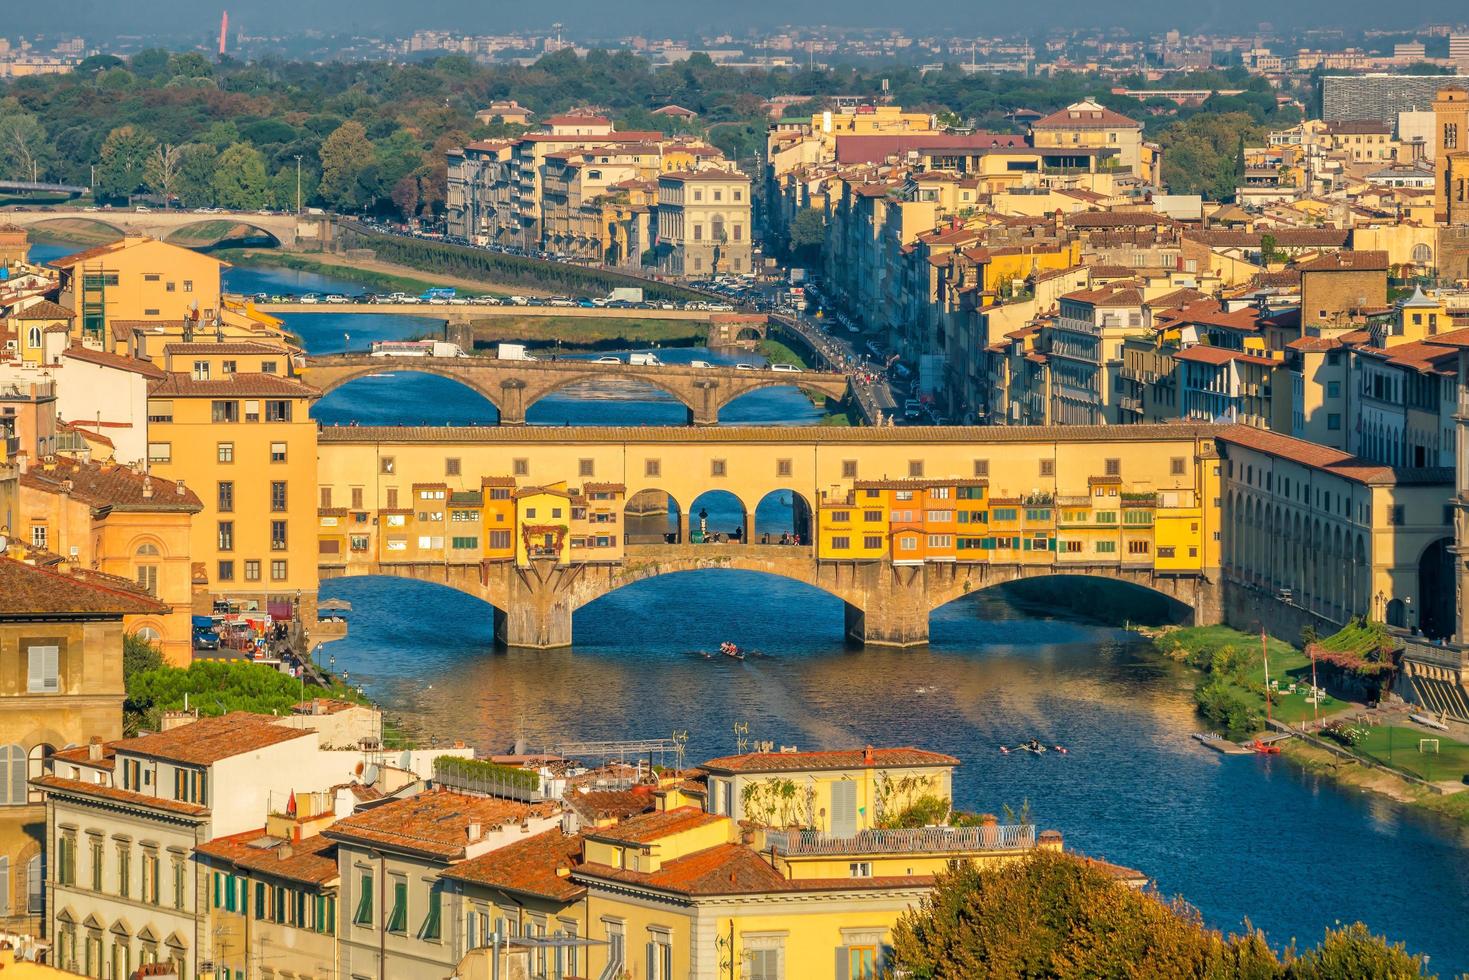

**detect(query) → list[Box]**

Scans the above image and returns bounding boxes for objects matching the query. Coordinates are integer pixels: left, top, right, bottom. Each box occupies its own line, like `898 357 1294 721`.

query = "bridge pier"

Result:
494 604 573 649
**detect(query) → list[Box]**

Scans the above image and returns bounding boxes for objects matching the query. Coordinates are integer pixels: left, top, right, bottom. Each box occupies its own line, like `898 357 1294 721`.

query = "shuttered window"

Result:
27 645 59 693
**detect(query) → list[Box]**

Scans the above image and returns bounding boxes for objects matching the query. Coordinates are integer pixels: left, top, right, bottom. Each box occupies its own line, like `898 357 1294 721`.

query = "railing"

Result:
765 823 1036 856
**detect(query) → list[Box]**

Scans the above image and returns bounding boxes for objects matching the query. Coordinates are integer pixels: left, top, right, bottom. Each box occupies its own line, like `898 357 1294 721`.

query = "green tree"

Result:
143 143 186 201
123 632 164 681
0 101 51 182
788 207 826 264
210 142 271 210
95 124 155 202
174 144 217 207
1284 923 1430 979
318 120 374 211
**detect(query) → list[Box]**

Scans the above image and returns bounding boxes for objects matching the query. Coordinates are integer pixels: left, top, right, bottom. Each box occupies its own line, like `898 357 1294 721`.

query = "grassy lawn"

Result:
757 337 811 368
1353 725 1469 783
470 316 705 350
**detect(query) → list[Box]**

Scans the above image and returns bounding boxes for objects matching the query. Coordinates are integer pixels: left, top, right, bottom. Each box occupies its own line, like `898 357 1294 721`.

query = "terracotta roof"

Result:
163 342 286 356
1217 425 1450 486
0 556 168 617
1187 229 1350 248
1297 250 1388 272
31 774 208 817
147 372 320 398
62 345 167 379
1285 335 1342 352
1032 100 1140 130
659 170 748 182
20 456 201 511
585 807 724 845
323 791 557 860
700 747 960 775
545 114 612 126
564 788 655 823
1382 339 1459 375
833 132 1028 165
440 829 585 901
194 829 339 887
1061 284 1144 307
1067 211 1172 229
111 712 314 766
53 743 116 770
1173 345 1276 367
12 299 75 321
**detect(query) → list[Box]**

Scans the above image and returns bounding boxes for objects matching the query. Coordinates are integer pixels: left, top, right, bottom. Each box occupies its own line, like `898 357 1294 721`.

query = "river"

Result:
30 242 1469 971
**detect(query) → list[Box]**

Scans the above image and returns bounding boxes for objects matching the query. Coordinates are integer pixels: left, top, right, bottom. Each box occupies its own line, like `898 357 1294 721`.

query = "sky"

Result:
11 0 1466 40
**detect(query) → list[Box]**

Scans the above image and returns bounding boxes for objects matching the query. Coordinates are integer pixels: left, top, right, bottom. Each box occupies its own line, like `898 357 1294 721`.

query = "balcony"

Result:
766 824 1036 856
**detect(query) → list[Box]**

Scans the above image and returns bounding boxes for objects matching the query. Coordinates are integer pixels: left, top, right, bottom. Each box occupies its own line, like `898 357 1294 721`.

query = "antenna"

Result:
733 721 750 754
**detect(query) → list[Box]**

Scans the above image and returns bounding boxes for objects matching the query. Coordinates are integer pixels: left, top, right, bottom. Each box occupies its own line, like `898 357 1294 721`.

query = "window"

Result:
57 833 75 886
1096 540 1116 553
218 481 234 512
211 400 239 423
645 459 661 478
863 535 884 549
1328 381 1341 398
271 560 288 581
1388 505 1405 526
30 525 47 550
647 934 673 980
218 560 234 582
577 458 595 478
135 565 158 596
974 459 989 477
147 400 173 423
907 460 924 478
1170 457 1186 476
1128 540 1151 555
777 459 793 477
711 459 726 477
831 536 851 549
898 535 918 552
270 441 288 463
265 400 293 422
244 560 261 581
270 520 288 550
386 877 408 933
172 857 185 910
116 843 131 898
849 946 878 979
221 360 236 375
1328 413 1342 431
489 530 511 549
192 360 209 380
417 884 442 942
217 442 234 463
841 459 858 478
354 872 373 926
1105 458 1121 476
0 746 23 804
142 851 159 905
148 442 171 464
217 521 234 551
1040 459 1055 477
446 457 462 477
271 481 288 512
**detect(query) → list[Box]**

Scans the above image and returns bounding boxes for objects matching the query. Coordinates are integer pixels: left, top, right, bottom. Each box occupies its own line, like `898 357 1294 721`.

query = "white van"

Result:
771 363 803 373
627 353 662 367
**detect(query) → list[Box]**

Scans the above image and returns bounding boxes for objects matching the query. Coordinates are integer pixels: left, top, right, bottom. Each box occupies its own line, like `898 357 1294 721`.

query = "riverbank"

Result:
218 248 543 297
1279 738 1469 825
469 316 706 351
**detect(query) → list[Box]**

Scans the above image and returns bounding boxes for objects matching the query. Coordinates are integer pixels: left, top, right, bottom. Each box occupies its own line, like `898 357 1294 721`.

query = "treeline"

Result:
0 50 1296 215
341 227 705 301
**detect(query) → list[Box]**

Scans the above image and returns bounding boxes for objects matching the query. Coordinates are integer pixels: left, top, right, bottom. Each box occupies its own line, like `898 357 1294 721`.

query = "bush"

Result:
1195 677 1263 737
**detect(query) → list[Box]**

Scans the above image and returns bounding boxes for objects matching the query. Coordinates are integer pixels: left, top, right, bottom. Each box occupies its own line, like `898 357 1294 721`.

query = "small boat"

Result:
1052 745 1068 755
999 746 1010 755
1252 739 1281 755
1020 739 1047 755
719 642 745 661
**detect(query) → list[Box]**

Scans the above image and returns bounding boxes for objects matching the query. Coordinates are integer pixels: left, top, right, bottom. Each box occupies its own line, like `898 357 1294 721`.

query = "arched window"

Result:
0 745 25 805
133 626 161 644
27 744 53 804
26 326 41 349
135 543 161 556
1411 243 1432 265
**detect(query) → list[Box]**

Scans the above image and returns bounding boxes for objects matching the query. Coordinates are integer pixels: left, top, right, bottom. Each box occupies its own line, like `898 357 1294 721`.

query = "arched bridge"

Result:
320 545 1219 648
296 354 851 425
6 208 329 249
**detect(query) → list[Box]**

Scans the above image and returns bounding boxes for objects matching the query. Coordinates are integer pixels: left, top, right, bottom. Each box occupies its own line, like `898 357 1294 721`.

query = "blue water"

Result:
30 239 1469 971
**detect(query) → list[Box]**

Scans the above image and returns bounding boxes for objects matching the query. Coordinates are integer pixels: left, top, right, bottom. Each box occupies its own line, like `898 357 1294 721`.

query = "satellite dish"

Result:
363 764 380 786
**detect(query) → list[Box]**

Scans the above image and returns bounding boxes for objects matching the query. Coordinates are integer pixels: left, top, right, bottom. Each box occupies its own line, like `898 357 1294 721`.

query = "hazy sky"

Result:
11 0 1463 40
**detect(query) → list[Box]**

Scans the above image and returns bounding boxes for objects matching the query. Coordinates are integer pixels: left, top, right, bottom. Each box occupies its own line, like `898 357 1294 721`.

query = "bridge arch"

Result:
161 219 283 248
307 363 505 417
523 371 696 425
24 217 125 245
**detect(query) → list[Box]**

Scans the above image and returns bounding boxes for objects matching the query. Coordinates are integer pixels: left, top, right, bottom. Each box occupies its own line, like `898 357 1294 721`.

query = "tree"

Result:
174 144 217 207
143 143 185 201
391 174 420 222
95 124 155 202
210 142 271 210
318 120 374 211
788 207 826 264
0 102 51 182
889 852 1429 980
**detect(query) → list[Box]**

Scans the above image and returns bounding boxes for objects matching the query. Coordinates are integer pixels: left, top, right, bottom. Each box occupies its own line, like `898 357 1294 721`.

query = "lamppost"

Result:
294 155 303 214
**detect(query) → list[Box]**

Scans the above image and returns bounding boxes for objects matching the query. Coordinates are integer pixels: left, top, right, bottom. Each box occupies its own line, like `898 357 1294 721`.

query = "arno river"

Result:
32 243 1469 971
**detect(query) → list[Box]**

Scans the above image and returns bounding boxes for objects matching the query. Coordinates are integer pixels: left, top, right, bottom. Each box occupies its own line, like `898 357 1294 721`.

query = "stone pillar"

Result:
493 600 573 649
498 379 527 425
678 510 690 544
744 510 756 545
844 565 932 647
689 380 721 426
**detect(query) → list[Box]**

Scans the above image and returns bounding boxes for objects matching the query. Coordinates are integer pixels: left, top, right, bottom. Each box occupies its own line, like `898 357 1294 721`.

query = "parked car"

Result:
689 360 713 368
903 399 922 419
593 355 623 364
771 363 803 373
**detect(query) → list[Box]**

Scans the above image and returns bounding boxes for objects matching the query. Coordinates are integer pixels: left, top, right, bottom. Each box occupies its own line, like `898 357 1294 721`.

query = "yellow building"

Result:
1029 98 1162 186
515 484 575 565
52 237 226 349
18 456 201 665
0 553 165 935
6 300 74 367
145 372 321 621
655 170 754 277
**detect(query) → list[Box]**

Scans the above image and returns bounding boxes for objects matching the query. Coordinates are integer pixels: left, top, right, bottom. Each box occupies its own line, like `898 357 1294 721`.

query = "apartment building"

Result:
51 239 225 350
1046 282 1148 425
17 456 201 664
1028 98 1163 186
654 170 753 277
0 554 165 936
144 370 321 622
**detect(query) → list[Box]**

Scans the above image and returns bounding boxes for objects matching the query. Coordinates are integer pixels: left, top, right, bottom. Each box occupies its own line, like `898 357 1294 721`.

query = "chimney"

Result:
87 736 103 761
466 821 482 842
863 745 875 765
141 477 153 499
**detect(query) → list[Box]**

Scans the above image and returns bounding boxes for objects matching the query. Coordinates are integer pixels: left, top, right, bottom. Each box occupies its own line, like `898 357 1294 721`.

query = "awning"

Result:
267 601 293 620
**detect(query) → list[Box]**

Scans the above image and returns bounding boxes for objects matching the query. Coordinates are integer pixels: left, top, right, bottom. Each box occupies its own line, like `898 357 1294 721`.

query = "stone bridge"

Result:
6 208 329 249
297 354 851 425
319 545 1220 648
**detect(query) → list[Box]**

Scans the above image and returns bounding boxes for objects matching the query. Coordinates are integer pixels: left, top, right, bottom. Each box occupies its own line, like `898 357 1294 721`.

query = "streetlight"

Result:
294 155 303 214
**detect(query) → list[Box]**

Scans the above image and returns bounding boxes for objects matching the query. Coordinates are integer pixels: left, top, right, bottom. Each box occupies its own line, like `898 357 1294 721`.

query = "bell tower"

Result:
1433 86 1469 223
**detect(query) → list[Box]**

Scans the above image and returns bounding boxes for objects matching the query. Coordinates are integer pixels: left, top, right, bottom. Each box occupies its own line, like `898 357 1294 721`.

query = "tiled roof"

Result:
12 299 75 320
20 456 202 511
700 747 960 774
163 342 287 356
317 423 1230 446
1297 250 1388 272
1067 211 1171 228
32 774 209 817
1217 425 1451 486
111 712 314 766
62 345 167 379
1173 345 1276 367
564 789 655 822
0 556 168 617
440 829 585 901
147 372 320 398
585 807 724 845
1186 229 1350 248
1032 100 1140 130
1285 335 1342 352
833 133 1027 165
323 791 557 860
53 743 116 770
194 829 339 886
